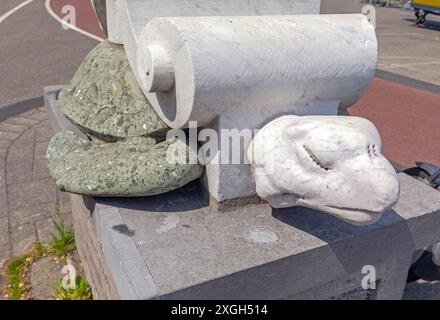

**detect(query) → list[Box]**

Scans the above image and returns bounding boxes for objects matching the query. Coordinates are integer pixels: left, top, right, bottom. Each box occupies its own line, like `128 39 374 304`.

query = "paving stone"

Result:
0 122 28 134
0 255 8 296
30 255 64 300
35 121 53 143
20 109 48 122
33 141 50 180
55 191 73 226
0 153 5 170
35 217 56 246
6 128 35 184
0 270 6 300
0 255 9 278
34 141 48 158
33 158 50 181
9 202 56 227
0 131 20 141
0 248 9 262
0 153 6 199
57 190 72 215
7 179 57 210
0 156 5 186
5 116 39 127
0 111 74 296
0 142 10 152
0 217 9 248
0 190 7 216
10 223 37 256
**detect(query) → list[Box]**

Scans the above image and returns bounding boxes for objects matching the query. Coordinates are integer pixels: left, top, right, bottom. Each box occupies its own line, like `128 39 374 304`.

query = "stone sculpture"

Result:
59 41 169 142
247 115 400 226
46 0 401 226
47 130 202 197
134 14 377 206
47 41 203 197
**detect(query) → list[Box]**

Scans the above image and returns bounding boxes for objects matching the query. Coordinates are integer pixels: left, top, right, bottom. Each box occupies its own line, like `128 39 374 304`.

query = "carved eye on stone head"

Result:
303 145 330 171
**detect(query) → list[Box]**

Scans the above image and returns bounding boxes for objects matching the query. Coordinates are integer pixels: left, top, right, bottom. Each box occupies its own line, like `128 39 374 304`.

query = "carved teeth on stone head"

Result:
248 116 399 226
303 145 329 171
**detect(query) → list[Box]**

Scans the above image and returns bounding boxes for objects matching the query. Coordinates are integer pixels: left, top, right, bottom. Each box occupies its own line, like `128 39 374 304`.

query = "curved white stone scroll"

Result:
247 115 400 226
107 0 321 79
107 2 379 205
137 14 377 128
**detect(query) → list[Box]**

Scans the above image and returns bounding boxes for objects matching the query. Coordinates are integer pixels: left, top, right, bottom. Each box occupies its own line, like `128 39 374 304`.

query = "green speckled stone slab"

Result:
47 130 203 197
58 41 169 141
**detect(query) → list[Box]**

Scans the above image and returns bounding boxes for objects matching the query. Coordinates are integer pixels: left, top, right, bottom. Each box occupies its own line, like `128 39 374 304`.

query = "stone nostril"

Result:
368 144 378 158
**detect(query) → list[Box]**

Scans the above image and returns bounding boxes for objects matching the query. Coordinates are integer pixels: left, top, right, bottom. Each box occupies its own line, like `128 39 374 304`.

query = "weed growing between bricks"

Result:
0 220 92 300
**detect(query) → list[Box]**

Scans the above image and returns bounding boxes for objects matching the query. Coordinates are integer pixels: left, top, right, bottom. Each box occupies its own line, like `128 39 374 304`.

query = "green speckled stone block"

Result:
58 41 169 141
47 130 204 197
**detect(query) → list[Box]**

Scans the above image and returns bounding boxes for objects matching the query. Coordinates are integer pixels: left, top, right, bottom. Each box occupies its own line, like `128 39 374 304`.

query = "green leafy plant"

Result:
50 220 76 257
54 276 92 300
5 255 30 300
3 239 93 300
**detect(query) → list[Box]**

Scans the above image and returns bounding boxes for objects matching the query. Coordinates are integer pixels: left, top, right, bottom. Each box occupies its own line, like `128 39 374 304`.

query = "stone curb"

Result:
0 96 44 122
375 69 440 95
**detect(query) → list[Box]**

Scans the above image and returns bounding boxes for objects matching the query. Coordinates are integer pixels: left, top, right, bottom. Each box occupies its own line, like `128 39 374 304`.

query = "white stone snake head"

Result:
247 115 400 226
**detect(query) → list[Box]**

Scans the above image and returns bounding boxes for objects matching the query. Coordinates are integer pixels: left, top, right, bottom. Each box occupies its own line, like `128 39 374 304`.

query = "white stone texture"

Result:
107 0 321 62
137 14 377 128
247 115 400 226
106 2 380 205
137 14 377 202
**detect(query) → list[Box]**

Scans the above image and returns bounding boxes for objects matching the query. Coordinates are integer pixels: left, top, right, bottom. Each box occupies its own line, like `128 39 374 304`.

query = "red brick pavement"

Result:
350 77 440 168
49 0 106 39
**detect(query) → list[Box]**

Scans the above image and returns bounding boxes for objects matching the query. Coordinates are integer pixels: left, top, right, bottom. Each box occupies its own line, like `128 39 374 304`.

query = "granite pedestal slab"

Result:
45 87 440 300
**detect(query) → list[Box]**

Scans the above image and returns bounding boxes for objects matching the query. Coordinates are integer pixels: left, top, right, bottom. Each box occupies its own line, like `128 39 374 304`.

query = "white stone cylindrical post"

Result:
137 14 377 128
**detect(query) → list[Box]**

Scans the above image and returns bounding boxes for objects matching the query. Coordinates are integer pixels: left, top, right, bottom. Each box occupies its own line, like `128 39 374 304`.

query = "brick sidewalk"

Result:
0 107 72 265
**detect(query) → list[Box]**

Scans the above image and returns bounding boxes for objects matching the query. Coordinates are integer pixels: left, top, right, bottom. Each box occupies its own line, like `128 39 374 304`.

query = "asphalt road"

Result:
0 0 100 110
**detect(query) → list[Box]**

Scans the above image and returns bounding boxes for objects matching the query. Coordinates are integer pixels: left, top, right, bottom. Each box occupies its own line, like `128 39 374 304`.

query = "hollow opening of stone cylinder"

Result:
156 90 177 123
